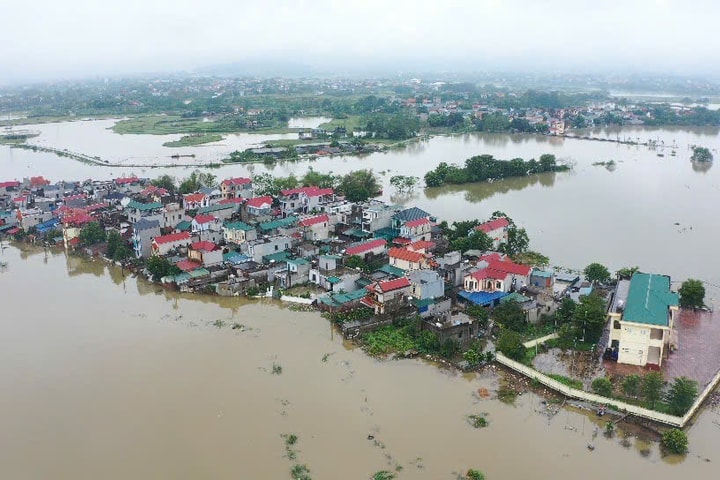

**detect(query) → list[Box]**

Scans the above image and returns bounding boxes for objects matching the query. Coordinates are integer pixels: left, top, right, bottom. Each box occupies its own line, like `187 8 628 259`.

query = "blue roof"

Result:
35 217 60 233
223 252 251 265
458 290 508 306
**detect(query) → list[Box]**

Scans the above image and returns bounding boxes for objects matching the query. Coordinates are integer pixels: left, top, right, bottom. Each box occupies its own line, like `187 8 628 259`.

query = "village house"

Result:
243 235 292 263
162 202 186 230
196 203 237 221
407 269 445 300
361 277 412 315
399 217 433 242
125 200 164 225
298 213 331 241
243 196 274 219
114 176 144 194
151 231 192 256
607 272 679 367
220 177 252 199
199 186 223 206
223 221 257 245
276 257 312 288
356 201 398 234
474 217 510 250
191 214 223 243
345 238 387 260
132 218 161 258
463 254 531 293
188 240 223 267
258 216 298 237
183 193 209 211
388 247 429 271
279 186 335 217
422 311 478 348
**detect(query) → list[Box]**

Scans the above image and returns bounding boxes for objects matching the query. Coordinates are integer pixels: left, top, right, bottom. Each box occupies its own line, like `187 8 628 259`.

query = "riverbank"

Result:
162 133 223 147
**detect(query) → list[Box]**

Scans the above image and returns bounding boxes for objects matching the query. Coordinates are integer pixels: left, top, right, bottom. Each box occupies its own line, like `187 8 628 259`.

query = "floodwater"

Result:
2 120 720 303
1 244 719 479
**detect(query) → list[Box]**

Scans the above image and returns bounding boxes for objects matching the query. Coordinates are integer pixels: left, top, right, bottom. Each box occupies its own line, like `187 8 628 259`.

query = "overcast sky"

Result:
1 0 718 82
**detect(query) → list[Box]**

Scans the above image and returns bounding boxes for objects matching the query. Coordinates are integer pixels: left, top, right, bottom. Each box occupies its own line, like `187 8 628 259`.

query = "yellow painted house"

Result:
608 272 679 367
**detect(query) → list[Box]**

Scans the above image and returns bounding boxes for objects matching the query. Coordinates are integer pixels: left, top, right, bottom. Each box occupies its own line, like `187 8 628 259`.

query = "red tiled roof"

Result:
475 217 510 234
63 213 94 226
245 196 273 209
299 214 329 227
154 231 191 245
221 177 252 186
176 259 202 272
219 197 244 205
193 214 216 224
30 176 50 187
0 181 20 188
346 238 386 256
404 217 431 228
184 193 206 203
114 176 139 185
370 277 411 293
191 240 216 252
409 240 435 251
489 259 531 276
388 247 425 263
85 202 109 212
63 193 86 201
469 268 508 281
280 186 334 197
13 196 27 203
392 237 411 245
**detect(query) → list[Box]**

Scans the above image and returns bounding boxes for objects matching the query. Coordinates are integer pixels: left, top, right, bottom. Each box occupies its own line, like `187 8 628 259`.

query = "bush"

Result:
621 374 642 397
496 329 526 361
591 377 614 397
666 376 698 415
466 469 485 480
661 428 688 454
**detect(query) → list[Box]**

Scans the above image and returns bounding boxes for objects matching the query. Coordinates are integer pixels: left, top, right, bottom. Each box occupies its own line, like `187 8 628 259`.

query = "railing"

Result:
495 353 685 427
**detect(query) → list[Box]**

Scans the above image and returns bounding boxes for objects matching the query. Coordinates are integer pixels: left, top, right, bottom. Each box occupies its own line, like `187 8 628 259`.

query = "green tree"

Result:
493 300 527 333
178 170 217 194
661 429 689 454
302 168 338 189
591 377 614 397
691 146 713 162
467 305 490 329
642 372 665 408
678 279 705 309
79 221 106 246
463 346 483 368
666 376 698 415
584 262 611 284
440 338 461 359
621 374 642 398
555 297 576 325
616 266 639 280
571 292 607 343
502 226 529 255
146 256 180 282
151 174 176 193
389 175 419 195
337 169 380 202
344 255 368 272
496 329 526 361
106 230 123 259
465 469 485 480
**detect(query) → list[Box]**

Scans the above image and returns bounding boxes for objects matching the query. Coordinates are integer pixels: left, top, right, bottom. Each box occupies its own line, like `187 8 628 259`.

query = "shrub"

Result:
661 429 688 454
496 329 526 361
591 377 614 397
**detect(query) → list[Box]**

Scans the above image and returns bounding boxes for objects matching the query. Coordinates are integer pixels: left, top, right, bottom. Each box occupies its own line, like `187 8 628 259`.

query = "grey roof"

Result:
134 218 161 231
393 207 431 222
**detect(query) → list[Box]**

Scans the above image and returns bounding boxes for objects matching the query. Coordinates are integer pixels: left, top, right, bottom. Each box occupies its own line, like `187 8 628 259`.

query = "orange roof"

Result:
184 193 206 203
388 247 425 263
191 240 217 252
366 277 411 293
299 214 329 227
221 177 251 186
154 231 191 245
193 214 216 224
346 238 386 256
409 240 435 251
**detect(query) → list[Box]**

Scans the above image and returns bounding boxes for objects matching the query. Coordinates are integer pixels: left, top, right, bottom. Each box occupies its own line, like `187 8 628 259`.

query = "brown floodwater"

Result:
1 244 719 479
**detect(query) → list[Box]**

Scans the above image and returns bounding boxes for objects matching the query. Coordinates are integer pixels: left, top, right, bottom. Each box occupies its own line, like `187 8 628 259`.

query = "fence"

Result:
495 353 685 427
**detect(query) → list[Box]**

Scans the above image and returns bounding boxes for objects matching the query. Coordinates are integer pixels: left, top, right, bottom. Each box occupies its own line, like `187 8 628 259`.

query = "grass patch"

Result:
547 374 583 389
317 115 364 132
497 386 518 404
361 325 416 356
162 133 223 147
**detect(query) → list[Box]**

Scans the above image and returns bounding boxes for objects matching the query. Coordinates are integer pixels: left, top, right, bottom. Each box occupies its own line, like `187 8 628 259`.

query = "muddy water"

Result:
1 245 718 479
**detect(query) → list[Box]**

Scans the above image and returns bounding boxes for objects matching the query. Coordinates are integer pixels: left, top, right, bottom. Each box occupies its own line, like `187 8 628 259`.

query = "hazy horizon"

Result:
2 0 719 84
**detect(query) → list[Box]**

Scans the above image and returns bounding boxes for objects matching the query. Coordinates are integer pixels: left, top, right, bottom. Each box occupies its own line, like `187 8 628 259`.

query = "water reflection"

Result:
691 160 713 173
423 172 556 204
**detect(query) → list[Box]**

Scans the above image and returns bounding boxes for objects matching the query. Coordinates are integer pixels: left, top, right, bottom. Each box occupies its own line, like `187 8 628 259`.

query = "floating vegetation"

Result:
212 319 225 328
282 433 299 460
290 464 312 480
272 362 283 375
467 414 489 428
497 386 518 404
372 471 396 480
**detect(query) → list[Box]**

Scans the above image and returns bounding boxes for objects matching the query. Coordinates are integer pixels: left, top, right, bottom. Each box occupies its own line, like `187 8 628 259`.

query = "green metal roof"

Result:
355 277 372 288
262 251 291 263
377 264 405 278
320 254 342 260
197 203 234 214
319 288 368 307
189 268 210 278
288 257 310 265
175 220 192 232
500 292 532 304
224 221 254 231
343 228 372 238
127 200 163 211
412 298 435 308
327 276 342 284
259 217 297 231
531 269 553 278
623 272 678 326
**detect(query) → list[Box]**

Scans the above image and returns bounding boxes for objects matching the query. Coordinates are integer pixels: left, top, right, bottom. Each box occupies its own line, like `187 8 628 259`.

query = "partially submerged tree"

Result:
79 221 106 246
661 429 689 455
678 279 705 309
691 146 713 163
337 169 380 202
666 376 698 416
